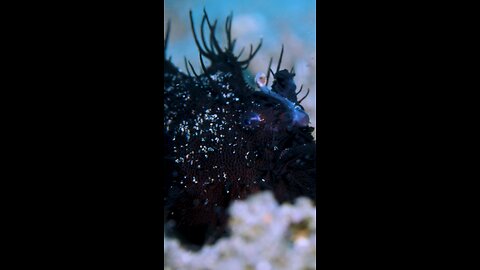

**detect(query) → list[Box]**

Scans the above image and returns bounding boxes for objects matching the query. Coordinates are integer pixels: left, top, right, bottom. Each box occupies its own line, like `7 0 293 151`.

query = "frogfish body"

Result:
164 10 316 247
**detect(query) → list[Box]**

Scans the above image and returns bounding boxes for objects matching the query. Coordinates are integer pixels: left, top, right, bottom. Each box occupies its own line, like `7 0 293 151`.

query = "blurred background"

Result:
164 0 316 137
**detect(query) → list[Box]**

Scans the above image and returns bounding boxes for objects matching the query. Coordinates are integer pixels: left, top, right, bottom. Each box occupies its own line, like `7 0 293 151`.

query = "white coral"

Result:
164 191 316 270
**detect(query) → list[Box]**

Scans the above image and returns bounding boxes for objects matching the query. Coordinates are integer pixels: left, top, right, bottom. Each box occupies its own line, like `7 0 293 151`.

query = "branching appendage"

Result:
187 60 200 78
238 41 263 70
164 19 171 59
297 88 310 104
275 44 284 74
184 57 192 77
266 57 273 85
188 9 263 73
296 85 304 96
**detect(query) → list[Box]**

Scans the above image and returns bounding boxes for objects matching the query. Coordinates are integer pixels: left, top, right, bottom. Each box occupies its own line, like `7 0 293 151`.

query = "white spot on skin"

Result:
255 72 271 93
255 72 267 87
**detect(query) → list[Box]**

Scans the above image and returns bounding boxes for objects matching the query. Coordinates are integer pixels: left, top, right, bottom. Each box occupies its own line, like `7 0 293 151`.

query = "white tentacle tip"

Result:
255 72 267 88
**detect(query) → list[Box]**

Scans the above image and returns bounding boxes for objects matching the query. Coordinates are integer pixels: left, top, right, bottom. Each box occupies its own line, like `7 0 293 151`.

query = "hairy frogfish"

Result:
164 10 316 247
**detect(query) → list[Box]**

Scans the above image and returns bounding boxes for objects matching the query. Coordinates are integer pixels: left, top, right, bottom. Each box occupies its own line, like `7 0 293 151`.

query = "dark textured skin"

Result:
164 10 316 247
